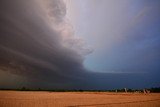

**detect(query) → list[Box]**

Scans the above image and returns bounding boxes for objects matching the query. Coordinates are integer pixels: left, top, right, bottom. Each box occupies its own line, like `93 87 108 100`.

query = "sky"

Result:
0 0 160 90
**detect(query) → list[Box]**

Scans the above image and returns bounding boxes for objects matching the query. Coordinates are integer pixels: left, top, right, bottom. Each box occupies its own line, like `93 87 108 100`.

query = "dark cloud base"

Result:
0 0 159 90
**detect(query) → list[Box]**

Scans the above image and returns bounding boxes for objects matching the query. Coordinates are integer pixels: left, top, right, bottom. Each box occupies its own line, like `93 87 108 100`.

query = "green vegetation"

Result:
0 87 160 93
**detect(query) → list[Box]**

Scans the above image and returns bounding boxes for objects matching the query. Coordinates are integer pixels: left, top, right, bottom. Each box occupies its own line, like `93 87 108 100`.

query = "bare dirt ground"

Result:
0 91 160 107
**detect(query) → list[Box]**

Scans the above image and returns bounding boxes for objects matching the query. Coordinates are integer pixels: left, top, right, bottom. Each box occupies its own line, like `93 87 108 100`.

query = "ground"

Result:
0 91 160 107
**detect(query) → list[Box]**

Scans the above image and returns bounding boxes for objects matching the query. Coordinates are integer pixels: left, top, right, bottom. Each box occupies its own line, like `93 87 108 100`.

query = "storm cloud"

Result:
0 0 93 89
0 0 159 90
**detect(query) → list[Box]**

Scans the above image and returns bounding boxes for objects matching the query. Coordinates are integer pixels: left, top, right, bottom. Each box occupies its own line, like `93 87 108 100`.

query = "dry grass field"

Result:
0 91 160 107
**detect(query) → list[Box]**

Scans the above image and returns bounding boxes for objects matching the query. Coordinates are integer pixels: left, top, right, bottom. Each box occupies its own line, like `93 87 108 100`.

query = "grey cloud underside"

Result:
0 0 90 88
0 0 159 89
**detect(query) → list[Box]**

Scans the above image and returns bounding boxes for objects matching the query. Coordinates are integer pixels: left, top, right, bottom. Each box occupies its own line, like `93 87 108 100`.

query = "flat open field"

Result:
0 91 160 107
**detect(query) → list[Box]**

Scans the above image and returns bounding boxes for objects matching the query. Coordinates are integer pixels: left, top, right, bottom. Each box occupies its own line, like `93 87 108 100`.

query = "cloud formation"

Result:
69 0 160 74
0 0 159 89
0 0 93 89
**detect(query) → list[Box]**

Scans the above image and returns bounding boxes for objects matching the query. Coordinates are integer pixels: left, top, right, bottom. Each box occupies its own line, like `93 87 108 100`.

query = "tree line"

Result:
0 87 160 93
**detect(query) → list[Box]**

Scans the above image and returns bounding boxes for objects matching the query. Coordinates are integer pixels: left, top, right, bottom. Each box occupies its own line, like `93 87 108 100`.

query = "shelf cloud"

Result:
0 0 159 89
0 0 93 89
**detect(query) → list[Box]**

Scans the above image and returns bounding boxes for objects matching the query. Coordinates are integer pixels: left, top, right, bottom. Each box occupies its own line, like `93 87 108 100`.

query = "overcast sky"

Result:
0 0 160 90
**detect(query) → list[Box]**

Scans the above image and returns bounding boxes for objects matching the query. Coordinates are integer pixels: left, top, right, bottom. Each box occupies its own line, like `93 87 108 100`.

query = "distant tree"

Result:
38 88 41 91
21 87 26 91
150 87 160 93
128 89 133 92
